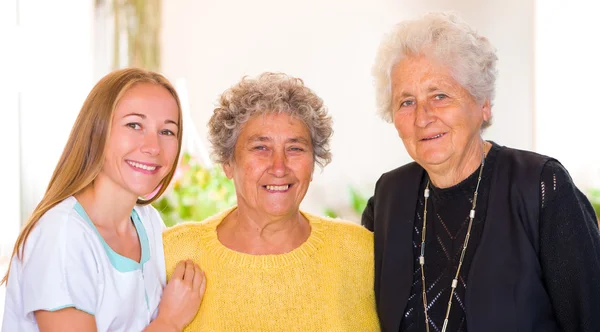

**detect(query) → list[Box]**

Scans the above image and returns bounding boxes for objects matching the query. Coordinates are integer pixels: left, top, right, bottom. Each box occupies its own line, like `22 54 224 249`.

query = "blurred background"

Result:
1 0 599 321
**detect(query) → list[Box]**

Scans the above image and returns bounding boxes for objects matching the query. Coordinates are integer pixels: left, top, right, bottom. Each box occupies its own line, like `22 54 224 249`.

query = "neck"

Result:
227 205 307 236
75 177 138 233
218 206 310 255
426 139 489 189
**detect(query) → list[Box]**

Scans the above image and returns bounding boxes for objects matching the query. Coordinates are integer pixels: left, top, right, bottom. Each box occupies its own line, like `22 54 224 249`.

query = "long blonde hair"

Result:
1 68 183 285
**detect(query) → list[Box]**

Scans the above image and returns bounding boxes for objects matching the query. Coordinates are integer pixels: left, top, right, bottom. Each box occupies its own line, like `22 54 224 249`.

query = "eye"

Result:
161 129 176 136
252 145 267 151
433 94 448 100
126 123 141 130
400 100 414 108
289 146 305 152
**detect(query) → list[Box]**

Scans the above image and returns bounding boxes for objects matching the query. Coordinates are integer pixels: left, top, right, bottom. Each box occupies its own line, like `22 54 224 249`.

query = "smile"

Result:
264 184 291 192
422 133 446 141
126 160 159 172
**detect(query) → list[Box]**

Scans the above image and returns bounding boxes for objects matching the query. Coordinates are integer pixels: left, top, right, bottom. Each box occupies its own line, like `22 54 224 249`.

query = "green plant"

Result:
587 188 600 218
153 152 237 226
324 185 370 219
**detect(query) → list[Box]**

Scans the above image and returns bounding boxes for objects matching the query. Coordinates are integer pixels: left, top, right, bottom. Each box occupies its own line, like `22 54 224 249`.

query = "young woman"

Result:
1 68 205 332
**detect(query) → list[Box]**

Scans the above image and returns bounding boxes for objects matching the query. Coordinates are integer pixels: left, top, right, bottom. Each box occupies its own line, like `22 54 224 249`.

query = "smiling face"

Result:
223 112 314 220
96 83 180 199
391 55 491 171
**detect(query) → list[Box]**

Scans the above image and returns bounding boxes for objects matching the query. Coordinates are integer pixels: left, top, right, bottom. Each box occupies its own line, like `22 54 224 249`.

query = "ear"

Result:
481 99 492 122
222 162 234 179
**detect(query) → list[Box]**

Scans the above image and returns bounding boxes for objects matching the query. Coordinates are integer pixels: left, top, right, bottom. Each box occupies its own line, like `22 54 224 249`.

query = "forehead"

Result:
239 113 310 138
114 83 179 118
391 55 459 91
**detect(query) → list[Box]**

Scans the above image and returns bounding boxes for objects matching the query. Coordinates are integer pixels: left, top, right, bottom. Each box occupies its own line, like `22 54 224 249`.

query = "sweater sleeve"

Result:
539 160 600 332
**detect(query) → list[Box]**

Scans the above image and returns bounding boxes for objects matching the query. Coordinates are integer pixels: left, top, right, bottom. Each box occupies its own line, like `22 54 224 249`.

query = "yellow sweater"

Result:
163 207 380 332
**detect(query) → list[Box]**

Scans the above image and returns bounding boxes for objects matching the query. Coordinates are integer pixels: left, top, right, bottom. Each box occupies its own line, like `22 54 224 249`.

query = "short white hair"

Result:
372 11 498 127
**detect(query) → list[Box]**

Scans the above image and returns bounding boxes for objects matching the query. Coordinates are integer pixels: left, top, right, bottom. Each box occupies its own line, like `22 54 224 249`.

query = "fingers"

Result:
199 272 207 297
171 260 186 280
192 265 204 291
183 260 195 284
192 264 202 289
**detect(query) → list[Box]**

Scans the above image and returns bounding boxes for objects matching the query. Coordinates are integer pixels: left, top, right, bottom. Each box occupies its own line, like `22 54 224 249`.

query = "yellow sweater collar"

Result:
198 206 326 269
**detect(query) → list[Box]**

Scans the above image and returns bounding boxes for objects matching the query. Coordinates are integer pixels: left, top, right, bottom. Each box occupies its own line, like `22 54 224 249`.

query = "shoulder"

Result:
30 197 94 247
539 160 573 191
379 161 422 182
19 197 100 274
541 159 571 179
372 162 424 199
162 208 232 277
496 144 556 168
163 209 226 245
540 160 582 205
37 197 83 227
492 144 561 191
303 212 373 250
162 222 209 249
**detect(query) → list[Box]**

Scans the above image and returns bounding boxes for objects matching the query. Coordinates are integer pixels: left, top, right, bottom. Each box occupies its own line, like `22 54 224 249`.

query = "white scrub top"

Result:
1 196 167 332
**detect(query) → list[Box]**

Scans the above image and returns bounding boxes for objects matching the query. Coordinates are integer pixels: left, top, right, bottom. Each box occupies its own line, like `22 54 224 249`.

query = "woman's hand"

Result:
146 260 206 332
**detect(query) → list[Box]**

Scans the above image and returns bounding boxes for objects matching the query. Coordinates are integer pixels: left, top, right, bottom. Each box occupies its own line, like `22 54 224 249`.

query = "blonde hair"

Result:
208 72 333 168
1 68 183 285
372 11 498 126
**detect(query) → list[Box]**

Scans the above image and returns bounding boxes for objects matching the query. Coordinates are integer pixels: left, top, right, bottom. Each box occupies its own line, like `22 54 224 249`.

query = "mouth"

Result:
421 133 446 141
263 184 292 192
126 160 161 173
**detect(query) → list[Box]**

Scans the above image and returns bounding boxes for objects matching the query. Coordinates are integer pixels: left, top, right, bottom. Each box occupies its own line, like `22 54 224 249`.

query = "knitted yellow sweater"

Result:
163 207 380 332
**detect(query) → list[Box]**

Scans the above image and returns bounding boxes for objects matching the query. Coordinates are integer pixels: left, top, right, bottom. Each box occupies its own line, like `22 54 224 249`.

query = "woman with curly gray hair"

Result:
163 72 380 331
362 12 600 332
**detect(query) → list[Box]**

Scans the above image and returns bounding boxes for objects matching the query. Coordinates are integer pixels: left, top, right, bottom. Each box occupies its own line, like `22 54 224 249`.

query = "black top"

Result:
397 142 600 332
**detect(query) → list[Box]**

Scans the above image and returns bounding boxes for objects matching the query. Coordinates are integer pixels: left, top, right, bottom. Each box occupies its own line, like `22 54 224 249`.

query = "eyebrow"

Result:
247 135 310 144
287 137 310 145
396 92 413 99
394 86 445 99
123 112 179 127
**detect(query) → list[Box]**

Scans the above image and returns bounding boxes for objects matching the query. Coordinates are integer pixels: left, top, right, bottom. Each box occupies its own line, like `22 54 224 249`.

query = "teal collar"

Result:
74 202 150 272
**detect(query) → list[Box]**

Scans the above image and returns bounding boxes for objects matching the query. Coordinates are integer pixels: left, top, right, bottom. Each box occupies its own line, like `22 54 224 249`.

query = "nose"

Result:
415 102 435 128
141 132 160 156
268 150 288 177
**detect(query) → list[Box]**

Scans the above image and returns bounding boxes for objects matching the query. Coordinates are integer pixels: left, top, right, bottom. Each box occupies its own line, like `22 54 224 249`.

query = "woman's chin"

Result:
260 204 300 218
415 152 451 168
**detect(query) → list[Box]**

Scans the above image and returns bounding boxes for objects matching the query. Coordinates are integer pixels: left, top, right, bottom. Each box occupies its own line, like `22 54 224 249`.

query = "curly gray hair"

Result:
208 72 333 168
372 12 498 128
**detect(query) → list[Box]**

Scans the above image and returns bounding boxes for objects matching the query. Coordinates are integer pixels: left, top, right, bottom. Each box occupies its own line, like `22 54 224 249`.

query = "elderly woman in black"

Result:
362 12 600 332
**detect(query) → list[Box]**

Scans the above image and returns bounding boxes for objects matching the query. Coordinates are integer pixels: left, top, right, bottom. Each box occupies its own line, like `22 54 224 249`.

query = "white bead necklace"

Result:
419 147 486 332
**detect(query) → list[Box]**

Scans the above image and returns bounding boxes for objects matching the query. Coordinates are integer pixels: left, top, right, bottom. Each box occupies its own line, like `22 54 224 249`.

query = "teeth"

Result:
427 134 443 140
266 185 290 191
128 161 157 171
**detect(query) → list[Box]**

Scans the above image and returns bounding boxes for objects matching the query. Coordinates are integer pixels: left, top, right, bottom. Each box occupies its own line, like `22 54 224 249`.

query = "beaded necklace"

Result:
419 147 486 332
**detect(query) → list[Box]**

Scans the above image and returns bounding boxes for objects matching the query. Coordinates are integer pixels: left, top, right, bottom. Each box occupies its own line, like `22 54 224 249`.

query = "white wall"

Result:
0 0 20 323
0 2 94 324
0 0 21 258
17 0 96 220
535 1 600 190
161 0 535 220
